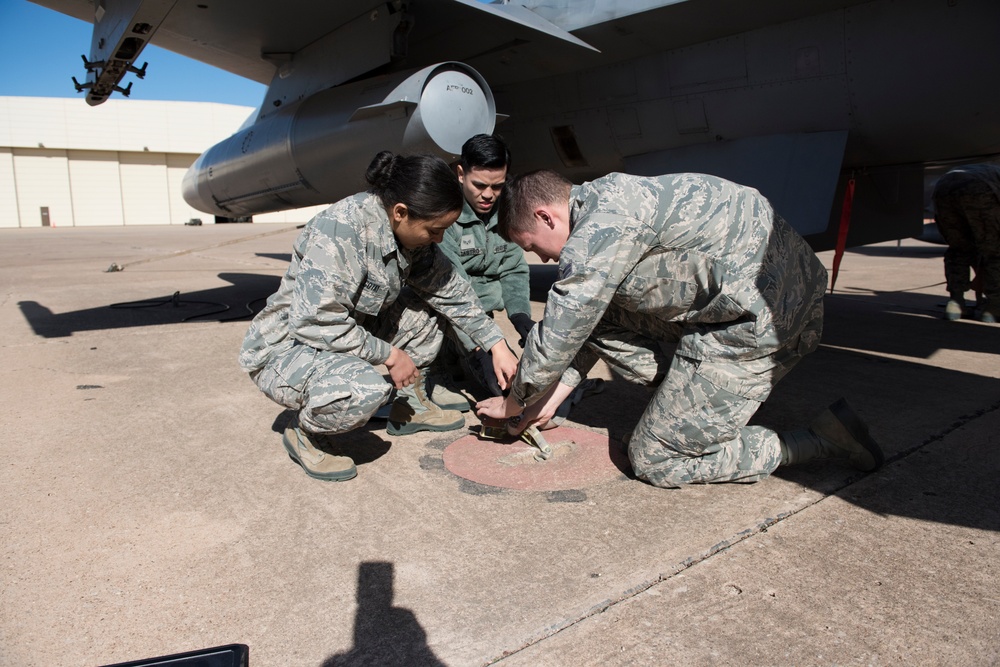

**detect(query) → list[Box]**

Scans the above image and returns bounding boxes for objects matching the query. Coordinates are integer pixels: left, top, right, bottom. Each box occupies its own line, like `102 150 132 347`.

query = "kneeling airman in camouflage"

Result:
241 152 518 482
476 170 883 488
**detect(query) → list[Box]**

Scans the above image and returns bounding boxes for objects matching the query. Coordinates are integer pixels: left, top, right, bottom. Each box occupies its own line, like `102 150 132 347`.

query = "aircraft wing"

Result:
30 0 1000 249
32 0 874 102
477 0 873 83
32 0 602 106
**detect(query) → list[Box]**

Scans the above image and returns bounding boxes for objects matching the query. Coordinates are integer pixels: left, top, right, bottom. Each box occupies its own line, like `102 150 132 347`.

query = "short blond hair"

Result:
496 169 572 241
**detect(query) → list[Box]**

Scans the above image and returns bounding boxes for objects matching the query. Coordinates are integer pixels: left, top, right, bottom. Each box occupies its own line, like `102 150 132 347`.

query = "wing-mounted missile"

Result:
182 62 496 217
74 0 169 105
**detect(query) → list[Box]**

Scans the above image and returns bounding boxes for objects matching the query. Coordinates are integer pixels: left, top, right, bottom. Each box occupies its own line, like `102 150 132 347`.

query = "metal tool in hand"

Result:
479 416 552 461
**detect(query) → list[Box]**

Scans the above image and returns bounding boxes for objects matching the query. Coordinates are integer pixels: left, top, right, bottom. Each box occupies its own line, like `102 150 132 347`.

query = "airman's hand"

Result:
385 346 419 389
489 340 519 391
475 395 519 421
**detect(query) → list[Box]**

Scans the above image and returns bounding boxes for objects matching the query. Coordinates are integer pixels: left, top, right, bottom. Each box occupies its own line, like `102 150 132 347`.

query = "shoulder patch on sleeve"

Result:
557 261 573 280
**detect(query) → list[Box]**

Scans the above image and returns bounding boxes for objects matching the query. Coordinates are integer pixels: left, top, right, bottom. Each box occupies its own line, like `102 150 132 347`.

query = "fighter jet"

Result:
30 0 1000 249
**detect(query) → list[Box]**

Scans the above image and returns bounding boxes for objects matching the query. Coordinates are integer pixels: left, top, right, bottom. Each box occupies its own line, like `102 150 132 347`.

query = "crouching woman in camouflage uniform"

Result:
478 169 884 489
240 152 519 482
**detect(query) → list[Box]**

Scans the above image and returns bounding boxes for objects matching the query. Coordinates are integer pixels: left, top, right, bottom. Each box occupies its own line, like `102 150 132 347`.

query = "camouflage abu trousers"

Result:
580 305 816 488
250 289 444 434
933 173 1000 308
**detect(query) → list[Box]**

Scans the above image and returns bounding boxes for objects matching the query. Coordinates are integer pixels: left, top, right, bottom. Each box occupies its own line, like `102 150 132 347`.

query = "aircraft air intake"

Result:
182 62 496 217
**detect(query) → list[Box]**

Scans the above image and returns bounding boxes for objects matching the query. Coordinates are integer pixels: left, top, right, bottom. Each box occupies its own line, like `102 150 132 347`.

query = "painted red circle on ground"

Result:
443 426 629 491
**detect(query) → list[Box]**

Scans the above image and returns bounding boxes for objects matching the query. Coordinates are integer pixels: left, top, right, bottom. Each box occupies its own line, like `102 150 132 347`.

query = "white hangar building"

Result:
0 96 324 228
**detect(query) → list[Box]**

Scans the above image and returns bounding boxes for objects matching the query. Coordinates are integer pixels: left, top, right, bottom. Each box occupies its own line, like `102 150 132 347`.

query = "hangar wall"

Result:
0 97 326 228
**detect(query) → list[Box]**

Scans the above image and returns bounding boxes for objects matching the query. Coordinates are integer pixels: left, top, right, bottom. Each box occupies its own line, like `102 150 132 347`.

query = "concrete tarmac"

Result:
0 224 997 666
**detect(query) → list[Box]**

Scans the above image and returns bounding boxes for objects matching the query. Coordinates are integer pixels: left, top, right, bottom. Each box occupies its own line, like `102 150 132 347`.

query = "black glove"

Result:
474 349 503 397
509 313 535 348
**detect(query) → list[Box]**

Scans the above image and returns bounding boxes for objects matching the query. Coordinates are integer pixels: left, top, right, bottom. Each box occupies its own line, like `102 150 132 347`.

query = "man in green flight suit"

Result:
433 135 603 421
433 134 534 402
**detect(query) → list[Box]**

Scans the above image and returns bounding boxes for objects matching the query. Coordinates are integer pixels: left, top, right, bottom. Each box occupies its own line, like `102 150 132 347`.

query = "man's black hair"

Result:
459 134 511 172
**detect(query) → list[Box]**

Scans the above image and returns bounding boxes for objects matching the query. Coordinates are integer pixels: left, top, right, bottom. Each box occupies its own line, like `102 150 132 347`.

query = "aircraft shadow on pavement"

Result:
824 288 997 358
845 243 946 259
322 561 445 667
17 273 281 338
762 288 1000 534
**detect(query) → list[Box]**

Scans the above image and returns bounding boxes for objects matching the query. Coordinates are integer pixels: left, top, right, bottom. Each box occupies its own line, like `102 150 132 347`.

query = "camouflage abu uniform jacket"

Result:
512 172 828 407
936 163 1000 201
438 199 531 324
240 192 505 374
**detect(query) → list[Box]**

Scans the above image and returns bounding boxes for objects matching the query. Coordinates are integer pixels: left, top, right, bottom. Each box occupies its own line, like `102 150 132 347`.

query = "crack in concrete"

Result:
486 399 1000 665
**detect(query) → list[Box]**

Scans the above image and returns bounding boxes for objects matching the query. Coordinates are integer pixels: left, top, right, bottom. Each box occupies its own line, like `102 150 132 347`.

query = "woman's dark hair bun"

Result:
364 151 463 221
365 150 397 190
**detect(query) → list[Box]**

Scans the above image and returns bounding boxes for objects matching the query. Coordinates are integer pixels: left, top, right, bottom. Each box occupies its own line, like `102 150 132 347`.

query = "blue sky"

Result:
0 0 267 108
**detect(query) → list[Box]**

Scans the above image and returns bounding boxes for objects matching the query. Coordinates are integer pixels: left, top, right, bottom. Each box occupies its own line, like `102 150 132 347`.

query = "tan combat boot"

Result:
779 398 885 472
282 418 357 481
387 371 465 436
426 371 473 412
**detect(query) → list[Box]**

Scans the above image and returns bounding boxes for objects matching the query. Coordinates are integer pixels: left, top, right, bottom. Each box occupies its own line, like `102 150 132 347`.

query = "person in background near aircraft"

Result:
240 152 519 482
931 163 1000 323
431 134 603 423
477 169 884 488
